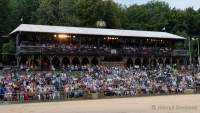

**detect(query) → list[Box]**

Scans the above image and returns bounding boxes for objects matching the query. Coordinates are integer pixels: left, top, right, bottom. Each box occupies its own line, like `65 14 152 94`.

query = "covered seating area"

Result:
10 24 188 70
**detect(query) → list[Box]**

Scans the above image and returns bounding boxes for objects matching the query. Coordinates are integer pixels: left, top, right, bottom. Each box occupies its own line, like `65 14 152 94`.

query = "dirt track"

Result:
0 94 199 113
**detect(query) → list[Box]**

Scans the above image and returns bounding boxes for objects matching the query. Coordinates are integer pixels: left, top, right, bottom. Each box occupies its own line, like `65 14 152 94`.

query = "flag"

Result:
162 27 166 32
20 17 23 23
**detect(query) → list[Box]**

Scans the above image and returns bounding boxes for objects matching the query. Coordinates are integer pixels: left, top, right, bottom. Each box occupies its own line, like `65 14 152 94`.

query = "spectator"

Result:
0 64 199 102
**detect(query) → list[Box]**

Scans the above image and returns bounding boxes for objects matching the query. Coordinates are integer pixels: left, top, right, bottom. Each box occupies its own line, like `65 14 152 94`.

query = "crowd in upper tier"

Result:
0 65 200 101
20 43 172 56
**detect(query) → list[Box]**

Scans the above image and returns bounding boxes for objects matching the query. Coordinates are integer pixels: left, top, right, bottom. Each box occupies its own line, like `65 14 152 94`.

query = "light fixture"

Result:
54 34 71 39
58 34 70 38
104 36 118 40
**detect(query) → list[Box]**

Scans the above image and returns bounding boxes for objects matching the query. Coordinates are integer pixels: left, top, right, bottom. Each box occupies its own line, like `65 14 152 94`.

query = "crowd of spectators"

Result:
20 42 172 55
0 65 200 102
21 42 171 50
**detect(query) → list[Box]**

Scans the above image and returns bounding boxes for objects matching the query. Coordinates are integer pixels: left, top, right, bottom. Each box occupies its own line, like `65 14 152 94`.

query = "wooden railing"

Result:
172 49 189 56
17 46 189 56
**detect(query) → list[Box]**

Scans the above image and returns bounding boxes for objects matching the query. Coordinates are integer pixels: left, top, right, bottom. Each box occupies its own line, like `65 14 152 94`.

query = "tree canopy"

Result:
1 0 200 61
1 0 200 36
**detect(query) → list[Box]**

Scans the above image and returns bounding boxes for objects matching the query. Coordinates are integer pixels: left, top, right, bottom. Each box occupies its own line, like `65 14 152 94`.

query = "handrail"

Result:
0 89 199 104
17 46 181 56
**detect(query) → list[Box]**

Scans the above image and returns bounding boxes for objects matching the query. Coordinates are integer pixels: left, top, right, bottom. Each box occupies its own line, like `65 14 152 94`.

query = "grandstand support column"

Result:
163 58 166 66
80 56 82 65
27 56 32 67
141 58 143 66
148 58 151 68
156 59 158 66
31 55 34 67
100 56 104 65
98 57 100 65
16 32 20 51
16 56 21 67
123 57 127 62
38 55 42 70
88 57 92 65
184 57 187 65
170 57 173 66
123 57 128 66
132 58 135 66
59 56 63 68
177 59 180 66
69 57 72 65
78 57 81 65
48 56 53 68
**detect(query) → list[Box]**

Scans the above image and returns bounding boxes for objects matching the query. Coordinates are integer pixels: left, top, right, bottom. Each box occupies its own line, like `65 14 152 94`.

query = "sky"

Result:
115 0 200 10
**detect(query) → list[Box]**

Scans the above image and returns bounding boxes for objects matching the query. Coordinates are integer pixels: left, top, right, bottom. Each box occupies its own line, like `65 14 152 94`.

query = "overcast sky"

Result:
115 0 200 10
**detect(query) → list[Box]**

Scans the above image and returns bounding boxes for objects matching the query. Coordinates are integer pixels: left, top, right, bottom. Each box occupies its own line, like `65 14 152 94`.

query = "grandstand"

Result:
0 25 198 105
10 24 189 70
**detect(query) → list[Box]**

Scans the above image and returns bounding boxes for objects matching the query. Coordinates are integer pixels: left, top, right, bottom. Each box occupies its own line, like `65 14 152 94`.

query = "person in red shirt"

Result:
24 90 29 101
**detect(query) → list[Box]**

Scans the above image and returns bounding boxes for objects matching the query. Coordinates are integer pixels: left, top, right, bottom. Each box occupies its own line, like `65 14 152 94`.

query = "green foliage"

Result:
0 0 200 36
2 39 15 55
1 39 16 62
125 1 170 31
0 0 9 34
36 0 61 25
36 0 83 26
175 42 183 49
74 0 123 28
1 0 200 60
35 0 124 28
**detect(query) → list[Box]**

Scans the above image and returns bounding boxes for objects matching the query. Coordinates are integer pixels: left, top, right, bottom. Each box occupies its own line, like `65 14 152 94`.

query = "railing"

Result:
0 88 199 104
18 46 42 53
18 46 187 56
101 61 125 66
172 49 190 56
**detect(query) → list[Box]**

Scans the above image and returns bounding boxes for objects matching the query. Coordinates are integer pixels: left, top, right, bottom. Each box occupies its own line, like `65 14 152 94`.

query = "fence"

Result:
18 46 175 56
0 88 199 105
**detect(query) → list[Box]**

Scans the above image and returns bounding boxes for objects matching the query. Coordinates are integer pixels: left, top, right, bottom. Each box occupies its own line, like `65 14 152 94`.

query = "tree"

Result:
102 0 123 28
126 1 170 31
36 0 61 25
75 0 123 28
3 0 39 35
1 39 16 64
58 0 80 26
0 0 9 34
36 0 79 26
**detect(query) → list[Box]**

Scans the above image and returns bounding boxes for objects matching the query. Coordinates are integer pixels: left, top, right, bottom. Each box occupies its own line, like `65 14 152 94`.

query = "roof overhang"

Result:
10 24 185 40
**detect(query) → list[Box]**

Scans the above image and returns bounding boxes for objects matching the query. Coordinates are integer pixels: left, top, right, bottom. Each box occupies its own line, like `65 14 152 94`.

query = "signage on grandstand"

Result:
172 49 189 56
111 49 117 54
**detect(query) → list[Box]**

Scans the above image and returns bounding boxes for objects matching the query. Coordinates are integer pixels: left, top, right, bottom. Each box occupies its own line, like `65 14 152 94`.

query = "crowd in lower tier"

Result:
0 65 200 101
